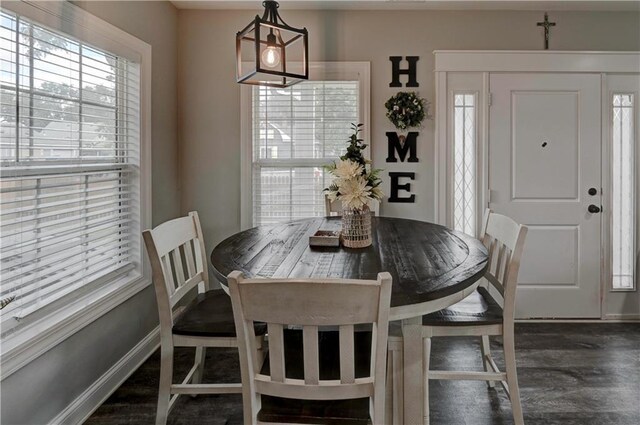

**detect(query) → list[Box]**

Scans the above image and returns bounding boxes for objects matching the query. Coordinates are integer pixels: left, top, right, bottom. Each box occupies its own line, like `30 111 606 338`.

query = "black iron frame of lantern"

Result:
236 1 309 88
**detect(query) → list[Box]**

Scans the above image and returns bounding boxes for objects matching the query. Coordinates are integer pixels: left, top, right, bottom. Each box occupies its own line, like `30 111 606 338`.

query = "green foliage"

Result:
324 123 384 203
341 123 367 167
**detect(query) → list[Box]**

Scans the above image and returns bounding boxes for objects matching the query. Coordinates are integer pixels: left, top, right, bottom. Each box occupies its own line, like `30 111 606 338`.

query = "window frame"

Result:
0 0 151 378
240 62 370 229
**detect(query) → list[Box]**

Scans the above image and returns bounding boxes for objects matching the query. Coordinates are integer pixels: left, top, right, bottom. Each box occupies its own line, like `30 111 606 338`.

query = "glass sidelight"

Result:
611 94 636 290
453 94 476 237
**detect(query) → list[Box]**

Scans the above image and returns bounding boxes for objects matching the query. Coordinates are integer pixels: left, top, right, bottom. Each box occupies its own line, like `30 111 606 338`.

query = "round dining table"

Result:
211 216 488 425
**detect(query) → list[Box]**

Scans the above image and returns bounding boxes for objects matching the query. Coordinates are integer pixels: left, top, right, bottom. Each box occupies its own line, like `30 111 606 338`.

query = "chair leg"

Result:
503 329 524 425
385 349 394 425
193 347 206 383
423 337 431 424
189 346 207 398
391 342 403 425
156 346 174 425
480 335 495 388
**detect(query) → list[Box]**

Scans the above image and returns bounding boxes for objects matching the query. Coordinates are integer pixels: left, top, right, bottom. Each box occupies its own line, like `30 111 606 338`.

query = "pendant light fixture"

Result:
236 1 309 88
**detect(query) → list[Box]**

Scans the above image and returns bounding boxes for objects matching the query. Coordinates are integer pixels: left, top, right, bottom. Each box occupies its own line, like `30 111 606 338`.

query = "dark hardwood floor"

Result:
86 323 640 425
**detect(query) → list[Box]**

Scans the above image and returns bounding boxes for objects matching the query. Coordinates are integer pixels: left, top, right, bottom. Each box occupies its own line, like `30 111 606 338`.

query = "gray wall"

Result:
0 2 179 424
2 4 640 424
177 9 640 259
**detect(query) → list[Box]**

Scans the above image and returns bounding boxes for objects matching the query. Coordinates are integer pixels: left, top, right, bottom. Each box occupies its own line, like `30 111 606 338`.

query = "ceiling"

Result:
170 0 640 11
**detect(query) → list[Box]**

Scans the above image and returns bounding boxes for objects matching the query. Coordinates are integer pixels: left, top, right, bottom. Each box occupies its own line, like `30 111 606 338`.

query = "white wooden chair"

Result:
421 210 528 424
143 212 266 425
228 271 393 425
325 194 380 216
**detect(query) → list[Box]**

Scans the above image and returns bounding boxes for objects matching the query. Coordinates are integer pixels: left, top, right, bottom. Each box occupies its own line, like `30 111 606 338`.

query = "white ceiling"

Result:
170 0 640 12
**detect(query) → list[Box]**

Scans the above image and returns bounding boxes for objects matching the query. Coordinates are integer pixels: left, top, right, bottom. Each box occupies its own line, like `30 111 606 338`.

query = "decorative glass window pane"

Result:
453 94 476 236
252 81 359 225
612 94 636 290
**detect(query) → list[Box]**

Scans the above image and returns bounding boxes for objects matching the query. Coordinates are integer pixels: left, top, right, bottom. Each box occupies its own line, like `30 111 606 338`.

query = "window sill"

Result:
0 273 151 379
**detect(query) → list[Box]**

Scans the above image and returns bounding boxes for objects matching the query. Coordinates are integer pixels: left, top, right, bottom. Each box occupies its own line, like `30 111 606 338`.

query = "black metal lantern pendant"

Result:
236 1 309 88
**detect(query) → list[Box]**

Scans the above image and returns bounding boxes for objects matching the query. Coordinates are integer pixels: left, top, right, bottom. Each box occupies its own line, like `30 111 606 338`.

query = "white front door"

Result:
489 73 602 318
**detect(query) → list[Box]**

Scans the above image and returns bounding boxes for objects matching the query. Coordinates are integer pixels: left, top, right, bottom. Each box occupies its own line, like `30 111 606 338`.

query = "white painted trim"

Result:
50 327 160 425
0 277 151 378
240 62 371 229
434 71 447 225
434 72 486 231
601 74 640 318
601 73 612 320
2 1 149 62
0 0 153 378
434 51 640 73
434 51 640 319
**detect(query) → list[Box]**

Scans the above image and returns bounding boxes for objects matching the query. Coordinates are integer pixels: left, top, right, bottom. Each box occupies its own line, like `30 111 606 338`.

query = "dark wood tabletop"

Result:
211 216 488 312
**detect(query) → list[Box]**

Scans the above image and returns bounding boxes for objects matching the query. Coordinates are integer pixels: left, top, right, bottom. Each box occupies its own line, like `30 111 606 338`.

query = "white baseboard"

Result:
50 327 160 425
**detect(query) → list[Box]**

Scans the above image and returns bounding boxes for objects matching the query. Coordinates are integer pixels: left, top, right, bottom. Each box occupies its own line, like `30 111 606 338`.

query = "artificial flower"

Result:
334 159 363 180
339 176 372 210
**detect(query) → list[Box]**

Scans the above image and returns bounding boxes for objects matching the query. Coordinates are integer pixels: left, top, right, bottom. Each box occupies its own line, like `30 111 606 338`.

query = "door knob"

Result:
588 204 601 214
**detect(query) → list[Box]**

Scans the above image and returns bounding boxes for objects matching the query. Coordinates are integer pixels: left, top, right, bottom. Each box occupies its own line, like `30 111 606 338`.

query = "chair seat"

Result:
172 289 267 337
258 329 371 425
422 287 503 326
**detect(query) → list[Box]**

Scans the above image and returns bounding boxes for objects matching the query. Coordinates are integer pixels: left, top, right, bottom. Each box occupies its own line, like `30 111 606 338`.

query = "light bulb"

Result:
261 46 280 68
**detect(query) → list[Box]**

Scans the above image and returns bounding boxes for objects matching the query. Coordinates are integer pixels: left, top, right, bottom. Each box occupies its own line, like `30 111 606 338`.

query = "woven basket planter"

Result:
341 206 372 248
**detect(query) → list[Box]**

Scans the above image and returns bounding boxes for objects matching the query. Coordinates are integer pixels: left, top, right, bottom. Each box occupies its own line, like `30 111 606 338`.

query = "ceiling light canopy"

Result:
236 1 309 88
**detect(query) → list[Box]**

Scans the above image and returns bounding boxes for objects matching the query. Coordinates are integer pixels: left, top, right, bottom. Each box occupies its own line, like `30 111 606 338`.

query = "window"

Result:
453 93 476 236
612 94 636 290
246 64 368 226
0 9 143 331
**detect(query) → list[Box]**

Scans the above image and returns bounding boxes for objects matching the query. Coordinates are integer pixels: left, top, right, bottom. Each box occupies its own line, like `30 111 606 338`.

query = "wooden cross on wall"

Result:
537 13 556 50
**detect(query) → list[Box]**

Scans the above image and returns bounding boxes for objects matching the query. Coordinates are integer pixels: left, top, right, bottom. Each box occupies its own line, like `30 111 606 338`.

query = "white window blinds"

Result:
252 81 359 225
0 10 141 323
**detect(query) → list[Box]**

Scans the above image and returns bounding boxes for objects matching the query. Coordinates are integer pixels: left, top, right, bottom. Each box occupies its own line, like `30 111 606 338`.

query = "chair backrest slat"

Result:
303 325 320 385
143 212 210 333
184 240 197 278
162 255 176 290
171 247 186 286
267 323 286 383
339 324 356 384
229 271 392 418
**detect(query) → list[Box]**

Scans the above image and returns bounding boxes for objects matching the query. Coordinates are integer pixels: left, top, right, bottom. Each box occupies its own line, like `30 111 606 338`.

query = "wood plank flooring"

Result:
86 323 640 425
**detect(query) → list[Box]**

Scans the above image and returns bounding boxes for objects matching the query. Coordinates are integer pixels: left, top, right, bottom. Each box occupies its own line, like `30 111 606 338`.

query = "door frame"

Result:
433 51 640 319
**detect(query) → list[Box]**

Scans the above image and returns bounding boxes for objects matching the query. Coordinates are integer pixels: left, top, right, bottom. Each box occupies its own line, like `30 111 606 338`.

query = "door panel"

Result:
489 73 601 318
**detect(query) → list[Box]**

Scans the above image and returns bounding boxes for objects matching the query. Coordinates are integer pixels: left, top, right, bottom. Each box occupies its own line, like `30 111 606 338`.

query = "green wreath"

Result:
385 91 430 130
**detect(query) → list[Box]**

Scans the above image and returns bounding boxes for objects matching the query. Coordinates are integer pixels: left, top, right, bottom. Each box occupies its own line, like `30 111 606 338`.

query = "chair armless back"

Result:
142 211 210 336
479 209 528 324
228 271 392 422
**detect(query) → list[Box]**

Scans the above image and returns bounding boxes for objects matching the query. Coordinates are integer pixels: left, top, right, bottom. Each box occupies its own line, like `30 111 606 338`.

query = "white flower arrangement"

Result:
325 124 384 211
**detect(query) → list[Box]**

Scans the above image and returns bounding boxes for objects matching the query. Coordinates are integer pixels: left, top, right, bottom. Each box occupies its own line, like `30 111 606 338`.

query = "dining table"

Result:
211 216 489 425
